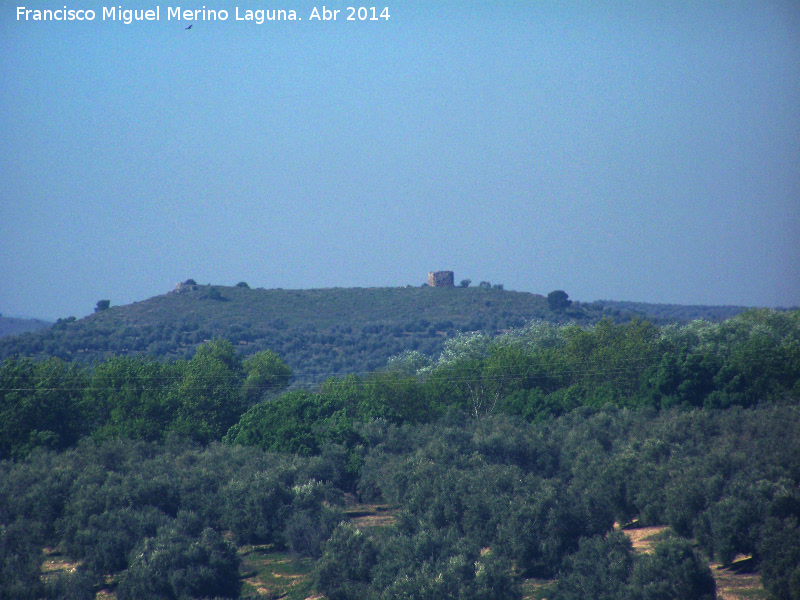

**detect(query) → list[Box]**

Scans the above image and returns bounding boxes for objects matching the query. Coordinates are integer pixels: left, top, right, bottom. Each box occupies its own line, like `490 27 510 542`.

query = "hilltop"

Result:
0 283 753 385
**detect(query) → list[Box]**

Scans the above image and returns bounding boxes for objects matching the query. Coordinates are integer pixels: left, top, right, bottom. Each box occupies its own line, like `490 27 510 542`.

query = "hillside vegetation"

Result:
1 300 798 600
4 308 797 460
0 284 754 386
2 407 798 599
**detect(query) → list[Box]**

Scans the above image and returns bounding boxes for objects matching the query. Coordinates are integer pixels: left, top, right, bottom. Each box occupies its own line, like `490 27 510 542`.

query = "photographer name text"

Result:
16 5 390 24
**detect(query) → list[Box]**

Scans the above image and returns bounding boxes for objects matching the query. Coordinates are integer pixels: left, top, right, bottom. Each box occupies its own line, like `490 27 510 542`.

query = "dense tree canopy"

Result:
0 309 798 598
2 310 798 461
1 340 293 458
0 403 798 598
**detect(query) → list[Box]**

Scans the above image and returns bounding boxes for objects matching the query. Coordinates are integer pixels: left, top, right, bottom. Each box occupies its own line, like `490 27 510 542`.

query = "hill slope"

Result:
0 284 753 385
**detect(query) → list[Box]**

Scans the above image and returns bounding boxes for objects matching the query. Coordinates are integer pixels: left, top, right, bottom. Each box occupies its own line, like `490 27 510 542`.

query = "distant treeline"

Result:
2 309 798 462
0 285 760 386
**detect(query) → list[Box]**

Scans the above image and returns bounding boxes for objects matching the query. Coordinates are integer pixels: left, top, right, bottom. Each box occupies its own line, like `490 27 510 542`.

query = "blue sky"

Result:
2 1 799 320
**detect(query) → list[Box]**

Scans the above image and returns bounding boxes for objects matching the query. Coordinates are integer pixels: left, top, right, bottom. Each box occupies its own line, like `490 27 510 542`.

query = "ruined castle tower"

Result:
428 271 455 287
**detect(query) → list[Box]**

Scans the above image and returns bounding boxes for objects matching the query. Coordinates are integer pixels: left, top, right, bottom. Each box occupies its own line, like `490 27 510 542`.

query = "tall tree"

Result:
171 340 246 443
547 290 572 310
242 350 292 405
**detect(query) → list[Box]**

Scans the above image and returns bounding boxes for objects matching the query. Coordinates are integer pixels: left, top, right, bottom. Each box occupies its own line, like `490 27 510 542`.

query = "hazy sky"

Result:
2 1 799 320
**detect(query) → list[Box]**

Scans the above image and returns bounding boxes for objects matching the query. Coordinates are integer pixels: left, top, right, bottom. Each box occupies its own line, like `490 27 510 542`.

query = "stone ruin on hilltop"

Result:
428 271 455 287
171 279 199 293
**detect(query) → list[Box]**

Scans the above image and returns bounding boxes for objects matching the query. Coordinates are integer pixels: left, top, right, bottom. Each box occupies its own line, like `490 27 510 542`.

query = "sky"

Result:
1 1 799 320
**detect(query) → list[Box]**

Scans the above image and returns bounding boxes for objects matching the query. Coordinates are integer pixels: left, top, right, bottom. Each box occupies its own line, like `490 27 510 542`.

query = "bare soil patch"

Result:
521 577 557 600
712 557 768 600
238 545 315 600
622 525 669 553
345 503 397 530
40 547 80 575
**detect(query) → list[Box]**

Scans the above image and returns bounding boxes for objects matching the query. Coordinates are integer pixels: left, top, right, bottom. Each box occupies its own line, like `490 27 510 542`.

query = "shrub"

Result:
0 520 44 600
219 472 293 545
552 533 715 600
116 528 240 600
760 515 800 600
59 507 167 574
42 568 97 600
314 523 377 600
628 536 716 600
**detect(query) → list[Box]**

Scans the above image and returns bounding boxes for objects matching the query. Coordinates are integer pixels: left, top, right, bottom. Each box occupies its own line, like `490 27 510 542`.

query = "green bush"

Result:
116 527 240 600
220 471 293 545
0 357 89 459
628 536 716 600
0 520 45 600
553 531 634 600
553 533 715 600
314 523 377 600
760 515 800 600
